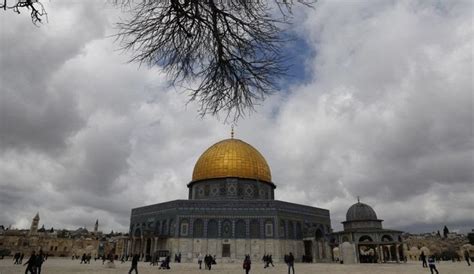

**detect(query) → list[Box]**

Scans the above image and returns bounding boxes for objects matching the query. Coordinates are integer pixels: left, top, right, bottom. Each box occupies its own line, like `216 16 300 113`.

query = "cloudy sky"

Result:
0 0 472 234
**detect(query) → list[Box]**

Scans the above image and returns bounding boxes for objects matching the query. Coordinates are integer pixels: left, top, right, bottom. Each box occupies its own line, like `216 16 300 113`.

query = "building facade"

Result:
332 201 403 263
0 213 128 259
129 138 332 262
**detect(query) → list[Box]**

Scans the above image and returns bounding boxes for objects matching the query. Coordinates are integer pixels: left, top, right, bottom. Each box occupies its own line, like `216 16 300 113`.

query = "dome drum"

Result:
188 178 275 200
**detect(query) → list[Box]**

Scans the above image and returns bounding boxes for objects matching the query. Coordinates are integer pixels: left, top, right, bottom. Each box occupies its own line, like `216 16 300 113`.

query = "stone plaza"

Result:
0 258 472 274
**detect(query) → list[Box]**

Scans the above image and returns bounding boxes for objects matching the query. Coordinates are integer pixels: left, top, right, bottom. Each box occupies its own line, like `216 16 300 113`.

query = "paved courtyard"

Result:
0 258 472 274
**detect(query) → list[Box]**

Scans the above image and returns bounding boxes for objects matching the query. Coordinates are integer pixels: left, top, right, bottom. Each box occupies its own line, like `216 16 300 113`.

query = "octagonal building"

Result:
129 137 332 262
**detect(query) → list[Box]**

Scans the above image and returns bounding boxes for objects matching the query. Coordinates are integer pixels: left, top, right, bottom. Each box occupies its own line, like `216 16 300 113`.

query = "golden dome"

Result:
192 139 272 183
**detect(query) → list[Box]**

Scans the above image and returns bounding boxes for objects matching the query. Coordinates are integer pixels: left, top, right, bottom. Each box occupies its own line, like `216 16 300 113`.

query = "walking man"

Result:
243 255 251 274
287 252 295 274
23 251 36 274
428 256 439 274
464 250 471 266
420 251 428 268
198 253 203 269
35 250 45 274
128 254 139 274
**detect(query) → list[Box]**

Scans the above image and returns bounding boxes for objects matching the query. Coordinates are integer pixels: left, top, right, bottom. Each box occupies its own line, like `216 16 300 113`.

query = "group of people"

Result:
419 250 472 274
420 251 439 274
13 252 25 264
79 253 92 264
174 252 182 263
262 253 274 268
128 253 172 273
23 250 45 274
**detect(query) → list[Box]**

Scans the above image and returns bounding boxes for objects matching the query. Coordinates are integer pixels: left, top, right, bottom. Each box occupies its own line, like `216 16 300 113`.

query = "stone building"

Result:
129 137 332 262
0 213 128 259
332 200 403 263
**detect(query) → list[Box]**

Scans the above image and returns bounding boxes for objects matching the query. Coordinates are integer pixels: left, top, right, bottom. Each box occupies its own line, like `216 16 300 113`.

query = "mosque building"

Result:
128 136 332 262
331 200 404 264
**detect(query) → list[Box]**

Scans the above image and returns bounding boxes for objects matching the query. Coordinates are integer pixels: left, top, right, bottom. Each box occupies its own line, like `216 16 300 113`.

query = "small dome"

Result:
192 138 271 183
346 202 378 221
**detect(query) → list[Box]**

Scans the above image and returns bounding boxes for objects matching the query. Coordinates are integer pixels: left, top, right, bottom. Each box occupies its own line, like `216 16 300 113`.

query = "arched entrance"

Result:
145 238 152 260
314 228 326 261
358 235 377 263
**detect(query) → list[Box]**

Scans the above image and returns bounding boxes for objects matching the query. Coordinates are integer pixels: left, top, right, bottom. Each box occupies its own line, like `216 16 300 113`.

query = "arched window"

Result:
235 219 246 238
250 219 260 238
265 220 273 238
315 228 323 241
169 219 175 235
207 219 218 238
222 220 232 238
155 221 161 235
288 221 295 239
381 235 393 242
180 219 189 237
296 222 302 240
359 235 373 242
162 220 167 235
279 220 286 238
193 219 204 238
134 228 141 237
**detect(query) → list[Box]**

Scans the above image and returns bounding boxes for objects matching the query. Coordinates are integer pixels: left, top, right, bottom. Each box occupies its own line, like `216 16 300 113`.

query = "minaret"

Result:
94 219 99 234
29 212 40 236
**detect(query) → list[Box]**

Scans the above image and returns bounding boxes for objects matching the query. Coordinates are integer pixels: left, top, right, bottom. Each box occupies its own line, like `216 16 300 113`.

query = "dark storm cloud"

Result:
0 0 106 154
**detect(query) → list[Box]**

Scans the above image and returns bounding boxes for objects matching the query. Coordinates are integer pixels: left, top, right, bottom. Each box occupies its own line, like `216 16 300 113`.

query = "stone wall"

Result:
164 237 304 263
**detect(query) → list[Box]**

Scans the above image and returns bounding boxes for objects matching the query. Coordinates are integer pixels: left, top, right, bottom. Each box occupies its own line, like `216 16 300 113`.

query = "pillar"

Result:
395 244 400 263
377 245 382 263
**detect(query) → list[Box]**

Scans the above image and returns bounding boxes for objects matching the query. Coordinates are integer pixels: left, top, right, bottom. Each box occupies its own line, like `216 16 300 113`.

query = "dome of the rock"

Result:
192 138 271 183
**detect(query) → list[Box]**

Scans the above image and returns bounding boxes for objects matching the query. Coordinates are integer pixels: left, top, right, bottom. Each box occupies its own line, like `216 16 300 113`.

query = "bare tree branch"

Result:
1 0 47 25
113 0 314 121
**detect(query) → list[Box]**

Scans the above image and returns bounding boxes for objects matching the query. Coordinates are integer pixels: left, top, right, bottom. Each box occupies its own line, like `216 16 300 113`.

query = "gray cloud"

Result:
0 0 472 234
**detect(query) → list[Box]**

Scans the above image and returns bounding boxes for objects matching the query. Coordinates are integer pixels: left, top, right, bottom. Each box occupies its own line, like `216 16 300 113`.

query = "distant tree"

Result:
443 226 449 238
467 231 474 245
114 0 314 120
0 0 47 25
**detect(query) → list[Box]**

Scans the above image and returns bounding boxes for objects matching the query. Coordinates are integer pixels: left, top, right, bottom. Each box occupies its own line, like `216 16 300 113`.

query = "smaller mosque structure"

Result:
332 199 403 264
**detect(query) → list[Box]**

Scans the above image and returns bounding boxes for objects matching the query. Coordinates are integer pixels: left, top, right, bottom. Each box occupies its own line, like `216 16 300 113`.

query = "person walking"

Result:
128 254 139 274
287 252 295 274
198 253 203 269
23 251 36 274
243 255 251 274
205 254 213 270
35 250 45 274
428 256 439 274
420 251 428 268
464 250 471 266
268 254 274 267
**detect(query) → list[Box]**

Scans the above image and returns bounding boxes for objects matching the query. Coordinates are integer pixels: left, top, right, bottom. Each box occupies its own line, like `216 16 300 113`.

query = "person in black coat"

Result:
128 254 139 274
23 251 36 274
287 252 295 274
35 250 45 274
243 255 251 274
